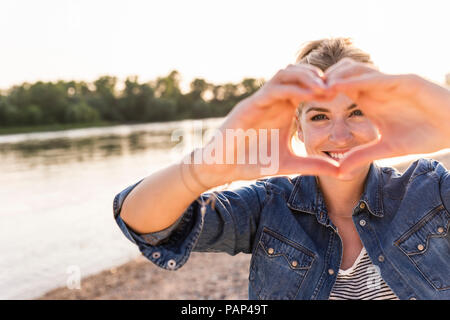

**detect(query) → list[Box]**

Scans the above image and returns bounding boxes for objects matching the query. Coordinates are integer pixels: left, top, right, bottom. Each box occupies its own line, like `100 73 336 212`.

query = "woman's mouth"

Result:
323 150 351 161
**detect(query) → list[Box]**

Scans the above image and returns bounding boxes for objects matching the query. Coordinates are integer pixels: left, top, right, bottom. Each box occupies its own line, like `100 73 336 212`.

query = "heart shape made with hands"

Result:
217 59 449 182
289 61 449 179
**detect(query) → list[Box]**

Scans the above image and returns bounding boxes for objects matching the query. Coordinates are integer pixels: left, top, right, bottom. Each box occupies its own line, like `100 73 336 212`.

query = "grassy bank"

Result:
0 121 120 135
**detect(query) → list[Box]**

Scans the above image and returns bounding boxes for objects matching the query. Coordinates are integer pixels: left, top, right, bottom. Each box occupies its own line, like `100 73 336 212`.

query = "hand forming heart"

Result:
212 59 450 182
325 58 450 177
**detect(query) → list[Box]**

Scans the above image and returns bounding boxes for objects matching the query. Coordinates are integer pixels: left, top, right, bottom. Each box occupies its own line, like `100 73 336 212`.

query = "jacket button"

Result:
268 248 274 255
437 227 444 234
378 255 385 262
291 260 298 267
359 203 366 209
409 297 417 300
167 259 177 269
152 251 161 259
359 219 367 227
328 269 335 275
417 244 425 251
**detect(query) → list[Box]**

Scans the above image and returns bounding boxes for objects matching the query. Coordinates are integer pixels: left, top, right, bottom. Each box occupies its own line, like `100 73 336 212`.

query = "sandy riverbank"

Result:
37 252 251 300
37 154 450 300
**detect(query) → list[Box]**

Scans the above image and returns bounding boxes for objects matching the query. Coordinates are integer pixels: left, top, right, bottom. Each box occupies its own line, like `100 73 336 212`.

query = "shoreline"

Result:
37 153 450 300
37 252 251 300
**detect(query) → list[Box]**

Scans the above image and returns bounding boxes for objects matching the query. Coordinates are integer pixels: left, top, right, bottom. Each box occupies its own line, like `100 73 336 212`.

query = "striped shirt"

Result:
329 247 399 300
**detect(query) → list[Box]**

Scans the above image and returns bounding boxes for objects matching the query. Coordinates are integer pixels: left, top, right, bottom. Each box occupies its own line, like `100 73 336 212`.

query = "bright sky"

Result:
1 0 449 92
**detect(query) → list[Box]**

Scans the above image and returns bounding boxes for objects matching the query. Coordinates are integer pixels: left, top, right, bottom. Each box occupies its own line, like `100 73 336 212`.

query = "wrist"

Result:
195 162 236 188
180 148 235 190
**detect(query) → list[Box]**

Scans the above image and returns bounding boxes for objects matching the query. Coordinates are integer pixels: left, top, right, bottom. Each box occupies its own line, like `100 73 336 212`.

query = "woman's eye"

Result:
350 109 364 117
311 114 327 121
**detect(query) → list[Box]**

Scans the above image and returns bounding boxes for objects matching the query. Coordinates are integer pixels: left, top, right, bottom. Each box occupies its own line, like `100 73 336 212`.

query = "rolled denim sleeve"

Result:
434 159 450 212
113 179 183 246
113 179 269 271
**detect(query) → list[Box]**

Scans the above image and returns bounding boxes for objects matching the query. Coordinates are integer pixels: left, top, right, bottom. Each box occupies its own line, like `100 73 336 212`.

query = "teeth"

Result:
326 151 349 160
331 153 344 159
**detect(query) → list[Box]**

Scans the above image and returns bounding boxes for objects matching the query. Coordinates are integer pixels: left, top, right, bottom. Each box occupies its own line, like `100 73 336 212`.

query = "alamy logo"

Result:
366 265 382 290
66 265 81 290
171 121 280 175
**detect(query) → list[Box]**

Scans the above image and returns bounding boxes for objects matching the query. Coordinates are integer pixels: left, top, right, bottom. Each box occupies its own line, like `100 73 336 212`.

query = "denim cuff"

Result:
115 213 184 246
113 178 205 270
112 178 185 246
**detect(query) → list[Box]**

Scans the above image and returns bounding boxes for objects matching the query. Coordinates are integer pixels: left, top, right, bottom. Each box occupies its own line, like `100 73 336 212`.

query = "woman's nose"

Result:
329 121 353 145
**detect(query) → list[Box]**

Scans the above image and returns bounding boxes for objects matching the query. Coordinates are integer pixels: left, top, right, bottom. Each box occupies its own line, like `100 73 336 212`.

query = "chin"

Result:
338 163 371 181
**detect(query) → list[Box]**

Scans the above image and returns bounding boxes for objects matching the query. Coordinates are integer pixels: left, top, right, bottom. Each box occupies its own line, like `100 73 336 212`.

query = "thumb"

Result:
339 139 392 177
278 155 340 177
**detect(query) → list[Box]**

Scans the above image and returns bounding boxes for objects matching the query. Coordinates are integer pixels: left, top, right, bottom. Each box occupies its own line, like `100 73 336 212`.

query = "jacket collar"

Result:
287 162 384 227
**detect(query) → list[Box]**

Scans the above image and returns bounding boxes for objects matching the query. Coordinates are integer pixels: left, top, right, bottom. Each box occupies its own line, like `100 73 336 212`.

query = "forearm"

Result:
120 151 232 234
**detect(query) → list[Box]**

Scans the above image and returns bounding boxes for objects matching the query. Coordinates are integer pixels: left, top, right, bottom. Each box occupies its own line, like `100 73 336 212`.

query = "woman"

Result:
113 38 450 300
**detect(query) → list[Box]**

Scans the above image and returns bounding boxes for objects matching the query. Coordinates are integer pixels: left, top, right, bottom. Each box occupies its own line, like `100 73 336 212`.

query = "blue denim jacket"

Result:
113 158 450 300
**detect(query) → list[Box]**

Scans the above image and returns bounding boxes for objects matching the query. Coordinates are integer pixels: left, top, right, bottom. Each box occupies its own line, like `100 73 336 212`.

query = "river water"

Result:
0 118 226 299
1 117 448 299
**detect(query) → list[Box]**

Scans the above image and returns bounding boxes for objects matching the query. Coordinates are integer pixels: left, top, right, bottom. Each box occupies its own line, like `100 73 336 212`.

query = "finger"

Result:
323 57 355 77
323 57 372 82
328 72 396 93
310 91 338 102
278 155 340 177
263 84 317 107
326 72 397 103
273 68 327 93
293 63 326 79
325 57 378 75
326 63 379 88
338 139 393 176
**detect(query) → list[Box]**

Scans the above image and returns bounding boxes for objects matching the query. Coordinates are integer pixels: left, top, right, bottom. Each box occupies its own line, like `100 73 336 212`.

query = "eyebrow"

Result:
305 103 358 114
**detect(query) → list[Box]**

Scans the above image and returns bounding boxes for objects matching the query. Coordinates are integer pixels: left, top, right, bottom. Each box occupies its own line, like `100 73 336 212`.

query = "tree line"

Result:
0 70 265 127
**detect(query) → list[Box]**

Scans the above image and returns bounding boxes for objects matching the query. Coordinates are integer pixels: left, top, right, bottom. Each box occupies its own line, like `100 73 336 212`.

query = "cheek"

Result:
352 122 379 141
365 126 378 141
301 126 329 151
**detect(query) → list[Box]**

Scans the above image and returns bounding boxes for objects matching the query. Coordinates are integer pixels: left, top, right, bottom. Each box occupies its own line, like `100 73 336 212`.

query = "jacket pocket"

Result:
395 204 450 290
249 227 315 299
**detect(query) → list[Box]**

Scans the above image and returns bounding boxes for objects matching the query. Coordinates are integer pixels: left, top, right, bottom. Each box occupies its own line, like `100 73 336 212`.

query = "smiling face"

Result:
296 93 379 178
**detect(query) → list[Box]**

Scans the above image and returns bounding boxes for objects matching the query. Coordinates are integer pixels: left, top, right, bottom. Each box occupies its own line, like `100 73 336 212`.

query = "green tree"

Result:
7 81 69 124
119 76 156 122
21 105 44 125
0 72 267 130
239 78 262 99
152 70 186 119
147 97 177 121
177 78 214 118
153 70 182 100
64 101 100 123
189 78 211 101
88 76 122 121
0 97 20 126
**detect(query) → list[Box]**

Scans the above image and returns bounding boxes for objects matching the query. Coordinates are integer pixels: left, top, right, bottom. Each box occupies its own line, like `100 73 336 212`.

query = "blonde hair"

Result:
295 37 373 72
